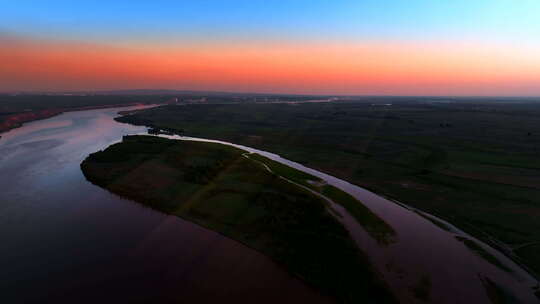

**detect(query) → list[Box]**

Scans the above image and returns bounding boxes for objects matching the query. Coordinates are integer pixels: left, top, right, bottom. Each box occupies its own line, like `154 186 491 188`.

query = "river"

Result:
153 135 539 303
1 105 538 303
0 106 333 304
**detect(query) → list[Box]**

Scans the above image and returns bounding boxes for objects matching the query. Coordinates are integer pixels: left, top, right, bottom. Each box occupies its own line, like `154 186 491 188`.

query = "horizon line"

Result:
2 89 540 99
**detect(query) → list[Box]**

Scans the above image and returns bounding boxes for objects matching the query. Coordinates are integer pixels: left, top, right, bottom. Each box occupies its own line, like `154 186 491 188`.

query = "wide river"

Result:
0 106 333 304
1 106 538 303
156 135 539 304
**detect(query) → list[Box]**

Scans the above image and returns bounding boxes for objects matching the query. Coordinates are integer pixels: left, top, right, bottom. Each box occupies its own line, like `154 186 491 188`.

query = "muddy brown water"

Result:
0 106 333 304
157 134 540 304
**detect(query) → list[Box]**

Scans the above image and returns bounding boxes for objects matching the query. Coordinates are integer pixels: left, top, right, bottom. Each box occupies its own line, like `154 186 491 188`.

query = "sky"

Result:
1 0 540 96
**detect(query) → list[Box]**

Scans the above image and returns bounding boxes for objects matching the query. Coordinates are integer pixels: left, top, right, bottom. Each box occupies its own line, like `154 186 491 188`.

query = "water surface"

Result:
160 135 539 304
0 106 332 304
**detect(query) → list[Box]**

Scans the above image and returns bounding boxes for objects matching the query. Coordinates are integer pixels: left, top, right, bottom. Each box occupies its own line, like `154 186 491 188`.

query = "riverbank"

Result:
113 102 540 277
247 153 397 246
81 135 396 304
83 131 540 303
0 93 175 137
0 109 63 134
1 107 345 304
0 103 152 136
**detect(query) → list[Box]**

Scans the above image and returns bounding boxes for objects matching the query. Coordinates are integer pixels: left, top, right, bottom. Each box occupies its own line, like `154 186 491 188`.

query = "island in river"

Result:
80 135 396 304
115 100 540 277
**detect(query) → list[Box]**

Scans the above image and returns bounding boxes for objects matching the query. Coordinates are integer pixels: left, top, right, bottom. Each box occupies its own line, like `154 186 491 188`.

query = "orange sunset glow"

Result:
2 36 539 96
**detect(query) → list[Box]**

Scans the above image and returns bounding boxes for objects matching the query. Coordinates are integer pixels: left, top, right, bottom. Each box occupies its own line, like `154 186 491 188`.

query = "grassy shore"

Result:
455 236 511 273
81 135 395 303
115 101 540 274
247 153 396 245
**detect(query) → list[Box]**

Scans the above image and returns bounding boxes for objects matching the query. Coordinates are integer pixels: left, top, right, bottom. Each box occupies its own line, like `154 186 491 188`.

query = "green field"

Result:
81 135 395 304
116 100 540 274
247 153 396 245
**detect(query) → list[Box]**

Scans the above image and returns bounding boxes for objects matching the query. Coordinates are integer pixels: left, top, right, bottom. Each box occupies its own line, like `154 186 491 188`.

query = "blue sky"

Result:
1 0 539 95
2 0 539 44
